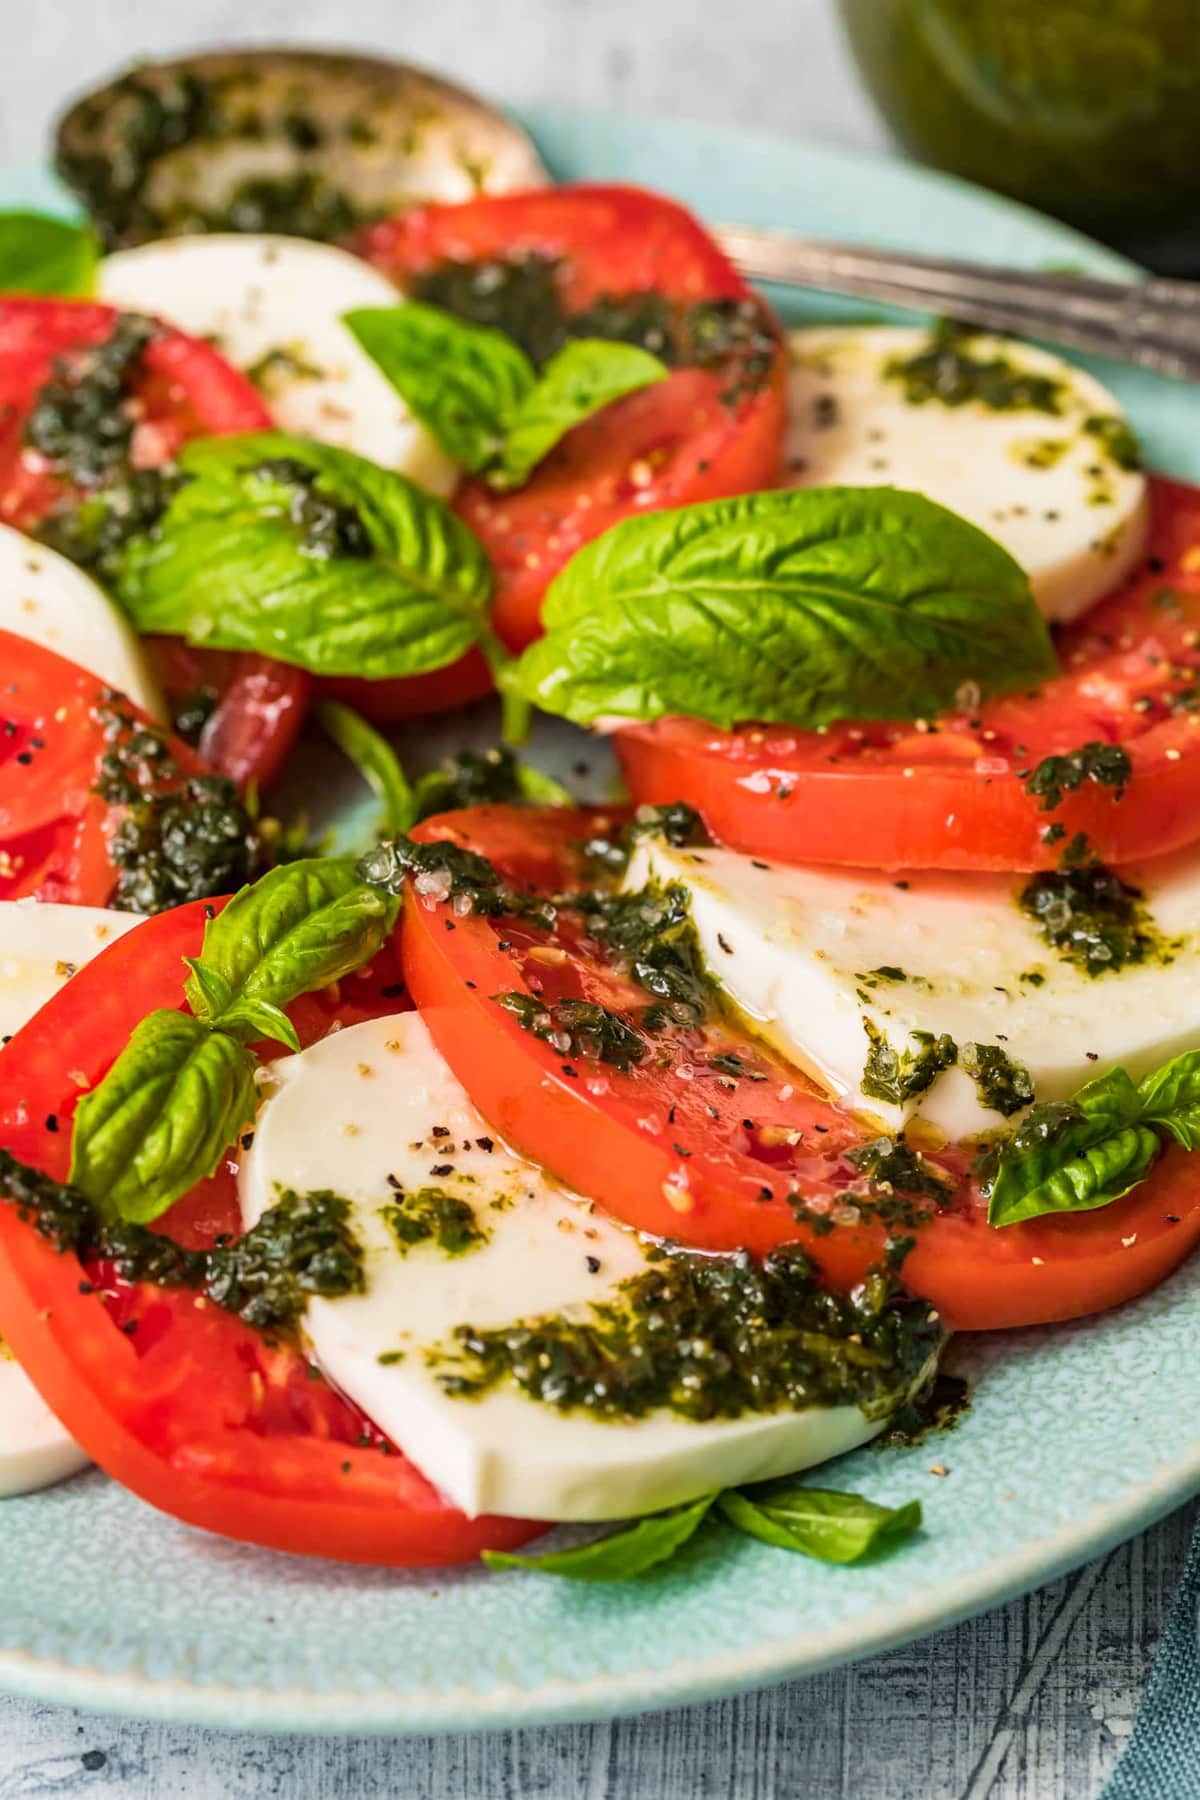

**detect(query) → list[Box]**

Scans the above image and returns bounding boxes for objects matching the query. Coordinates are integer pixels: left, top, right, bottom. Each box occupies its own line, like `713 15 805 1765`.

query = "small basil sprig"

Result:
114 431 509 687
345 304 666 490
483 1483 921 1582
507 486 1055 731
0 212 96 295
986 1049 1200 1227
69 859 399 1224
316 703 573 856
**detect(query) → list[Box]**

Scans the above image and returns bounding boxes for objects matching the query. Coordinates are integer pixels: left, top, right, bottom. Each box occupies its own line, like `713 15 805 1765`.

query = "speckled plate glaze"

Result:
1 107 1198 1734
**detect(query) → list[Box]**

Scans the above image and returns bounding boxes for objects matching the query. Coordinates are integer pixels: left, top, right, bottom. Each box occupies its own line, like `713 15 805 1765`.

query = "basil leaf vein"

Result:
346 307 665 490
116 432 501 681
0 212 96 296
69 1011 256 1225
511 486 1055 730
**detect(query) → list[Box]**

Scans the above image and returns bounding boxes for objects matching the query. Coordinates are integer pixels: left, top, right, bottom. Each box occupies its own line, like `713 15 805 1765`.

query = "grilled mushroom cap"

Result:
55 48 549 251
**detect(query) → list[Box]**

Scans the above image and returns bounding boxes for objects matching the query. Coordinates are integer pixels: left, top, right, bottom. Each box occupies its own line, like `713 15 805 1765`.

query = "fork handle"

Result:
715 225 1200 381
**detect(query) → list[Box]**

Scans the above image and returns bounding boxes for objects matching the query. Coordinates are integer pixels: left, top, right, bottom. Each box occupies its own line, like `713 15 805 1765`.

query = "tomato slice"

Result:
401 804 1200 1331
618 477 1200 872
0 901 538 1566
347 185 787 717
0 297 311 792
0 630 245 908
143 638 312 791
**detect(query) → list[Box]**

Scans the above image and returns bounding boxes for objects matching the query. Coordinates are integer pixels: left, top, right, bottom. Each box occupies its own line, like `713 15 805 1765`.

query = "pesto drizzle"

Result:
1020 741 1132 812
1018 862 1168 977
0 1151 364 1334
861 1019 958 1106
432 1242 941 1423
92 692 260 913
884 319 1066 414
961 1043 1036 1117
381 1188 487 1257
24 314 159 488
494 992 647 1072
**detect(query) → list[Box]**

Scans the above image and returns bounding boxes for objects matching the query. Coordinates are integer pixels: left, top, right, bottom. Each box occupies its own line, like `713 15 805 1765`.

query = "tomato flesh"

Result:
351 184 788 708
401 805 1200 1331
144 638 312 791
618 477 1200 871
0 901 539 1566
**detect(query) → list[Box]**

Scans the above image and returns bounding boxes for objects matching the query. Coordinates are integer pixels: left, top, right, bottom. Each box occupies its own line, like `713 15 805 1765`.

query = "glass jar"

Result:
839 0 1200 271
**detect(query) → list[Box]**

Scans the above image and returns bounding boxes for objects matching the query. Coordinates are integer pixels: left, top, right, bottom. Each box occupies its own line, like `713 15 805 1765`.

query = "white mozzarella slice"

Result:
0 1346 90 1497
97 235 458 495
0 899 142 1044
239 1014 917 1522
0 899 142 1494
627 837 1200 1145
0 524 164 719
785 325 1148 624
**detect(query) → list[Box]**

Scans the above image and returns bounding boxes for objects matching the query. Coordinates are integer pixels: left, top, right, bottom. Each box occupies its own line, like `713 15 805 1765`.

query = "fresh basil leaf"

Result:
315 699 417 843
116 432 501 681
511 486 1055 730
1136 1048 1200 1149
344 304 535 472
0 212 96 296
208 997 302 1055
69 1011 256 1224
483 1495 715 1581
494 339 667 489
181 959 234 1023
987 1119 1159 1227
184 857 398 1026
512 761 575 807
1074 1064 1143 1123
718 1486 922 1564
347 307 666 491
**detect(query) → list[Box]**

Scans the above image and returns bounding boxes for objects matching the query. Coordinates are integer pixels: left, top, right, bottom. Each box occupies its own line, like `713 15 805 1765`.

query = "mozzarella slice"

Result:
785 325 1148 624
627 837 1200 1145
97 236 457 495
0 900 142 1495
0 524 164 719
239 1013 923 1522
0 1344 89 1497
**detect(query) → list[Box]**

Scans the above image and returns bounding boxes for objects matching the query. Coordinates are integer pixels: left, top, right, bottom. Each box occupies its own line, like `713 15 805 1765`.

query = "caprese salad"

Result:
1 48 1198 1582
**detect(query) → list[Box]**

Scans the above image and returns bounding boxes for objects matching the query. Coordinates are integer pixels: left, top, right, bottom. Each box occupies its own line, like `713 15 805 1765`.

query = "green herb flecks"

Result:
885 319 1066 414
1020 741 1132 812
92 692 260 914
412 745 573 820
24 313 159 488
1083 413 1142 472
1018 862 1167 977
381 1187 488 1258
961 1042 1036 1117
844 1134 955 1202
358 833 554 930
495 992 647 1072
571 882 713 1032
434 1241 942 1423
861 1019 958 1107
40 465 184 585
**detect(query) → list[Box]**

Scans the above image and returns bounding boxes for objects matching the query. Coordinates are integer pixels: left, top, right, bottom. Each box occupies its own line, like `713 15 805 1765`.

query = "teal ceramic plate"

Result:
1 105 1198 1734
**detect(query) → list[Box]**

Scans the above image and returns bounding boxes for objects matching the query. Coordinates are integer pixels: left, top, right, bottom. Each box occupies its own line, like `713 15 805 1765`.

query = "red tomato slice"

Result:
618 476 1200 872
347 185 787 717
0 901 538 1566
0 631 242 908
143 638 312 791
401 804 1200 1331
0 297 311 791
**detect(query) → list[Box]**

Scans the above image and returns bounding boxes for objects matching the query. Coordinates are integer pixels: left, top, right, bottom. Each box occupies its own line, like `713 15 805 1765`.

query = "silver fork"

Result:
715 225 1200 381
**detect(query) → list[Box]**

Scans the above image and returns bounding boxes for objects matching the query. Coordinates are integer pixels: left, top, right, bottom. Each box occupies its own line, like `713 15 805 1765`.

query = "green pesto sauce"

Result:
494 992 647 1073
961 1042 1036 1117
411 253 777 399
1084 413 1142 472
861 1019 958 1107
92 692 260 913
217 172 361 241
0 1152 364 1334
1021 741 1132 812
431 1241 941 1424
24 314 159 488
381 1187 488 1257
884 320 1066 413
250 457 373 561
571 881 713 1032
411 747 543 821
1018 862 1172 977
244 342 326 396
875 1368 970 1450
581 802 709 878
845 1133 955 1203
39 466 182 586
358 834 553 929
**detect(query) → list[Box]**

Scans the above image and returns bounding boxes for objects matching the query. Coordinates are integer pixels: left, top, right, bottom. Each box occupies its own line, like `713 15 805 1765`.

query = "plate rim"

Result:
1 106 1197 1735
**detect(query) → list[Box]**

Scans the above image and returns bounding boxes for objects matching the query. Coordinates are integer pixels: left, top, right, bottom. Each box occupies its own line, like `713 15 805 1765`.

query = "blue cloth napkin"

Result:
1102 1517 1200 1799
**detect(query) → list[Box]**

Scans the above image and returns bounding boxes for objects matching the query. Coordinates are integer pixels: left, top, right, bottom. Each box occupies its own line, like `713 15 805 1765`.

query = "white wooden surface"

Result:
0 4 1194 1794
